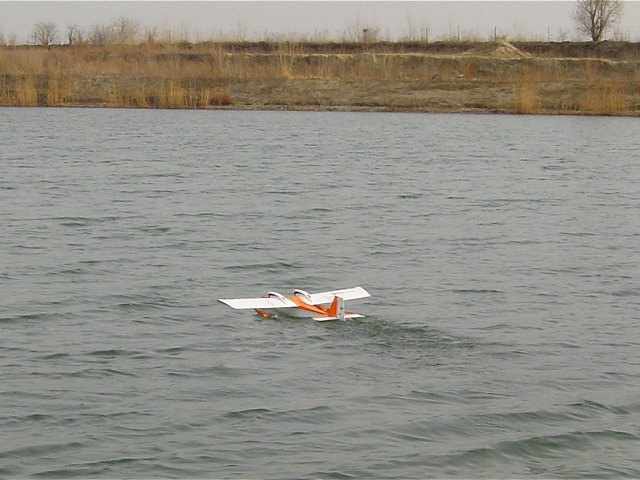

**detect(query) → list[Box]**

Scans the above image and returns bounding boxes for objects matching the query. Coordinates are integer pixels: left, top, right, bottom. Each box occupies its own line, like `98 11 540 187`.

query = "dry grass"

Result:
0 75 38 106
515 83 540 114
0 42 639 114
577 82 629 115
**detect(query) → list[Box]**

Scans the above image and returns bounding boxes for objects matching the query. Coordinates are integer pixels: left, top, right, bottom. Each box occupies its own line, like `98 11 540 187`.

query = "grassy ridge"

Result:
1 41 639 115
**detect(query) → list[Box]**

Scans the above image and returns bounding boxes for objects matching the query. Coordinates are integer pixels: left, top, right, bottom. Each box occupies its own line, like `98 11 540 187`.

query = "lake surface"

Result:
1 107 639 478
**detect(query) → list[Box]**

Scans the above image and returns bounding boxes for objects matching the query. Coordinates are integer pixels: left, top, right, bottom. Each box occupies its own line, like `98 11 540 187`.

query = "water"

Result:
1 107 639 478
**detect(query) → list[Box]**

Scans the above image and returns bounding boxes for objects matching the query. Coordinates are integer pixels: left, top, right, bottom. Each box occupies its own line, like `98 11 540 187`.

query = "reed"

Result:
132 84 150 108
208 88 234 106
578 82 629 115
0 79 8 105
275 42 298 79
162 78 184 108
106 83 125 107
45 74 70 105
515 83 540 114
6 75 39 106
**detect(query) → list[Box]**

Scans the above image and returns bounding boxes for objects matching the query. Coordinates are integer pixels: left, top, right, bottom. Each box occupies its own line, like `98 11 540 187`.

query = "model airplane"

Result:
218 287 370 321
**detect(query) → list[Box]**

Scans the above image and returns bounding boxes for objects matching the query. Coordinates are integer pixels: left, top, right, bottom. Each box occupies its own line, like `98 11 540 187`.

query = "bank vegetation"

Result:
1 40 639 115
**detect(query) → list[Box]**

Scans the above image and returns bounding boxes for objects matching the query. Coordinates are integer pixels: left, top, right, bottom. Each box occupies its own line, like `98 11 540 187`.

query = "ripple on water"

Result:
2 110 640 478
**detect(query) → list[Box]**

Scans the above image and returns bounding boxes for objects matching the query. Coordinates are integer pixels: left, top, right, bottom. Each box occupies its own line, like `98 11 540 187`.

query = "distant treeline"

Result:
1 8 635 49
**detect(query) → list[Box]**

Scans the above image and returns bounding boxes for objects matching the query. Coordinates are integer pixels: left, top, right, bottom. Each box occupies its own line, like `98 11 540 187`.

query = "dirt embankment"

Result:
1 40 639 115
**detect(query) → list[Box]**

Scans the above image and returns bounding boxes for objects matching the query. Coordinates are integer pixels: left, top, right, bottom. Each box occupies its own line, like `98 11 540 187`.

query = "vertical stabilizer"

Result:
327 295 345 321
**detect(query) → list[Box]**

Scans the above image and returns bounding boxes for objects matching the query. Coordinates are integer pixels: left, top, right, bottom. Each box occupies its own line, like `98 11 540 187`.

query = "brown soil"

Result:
462 41 531 59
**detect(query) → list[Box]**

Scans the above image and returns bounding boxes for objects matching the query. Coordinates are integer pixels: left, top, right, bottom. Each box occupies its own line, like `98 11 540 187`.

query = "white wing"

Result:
218 296 296 310
219 287 370 310
307 287 370 305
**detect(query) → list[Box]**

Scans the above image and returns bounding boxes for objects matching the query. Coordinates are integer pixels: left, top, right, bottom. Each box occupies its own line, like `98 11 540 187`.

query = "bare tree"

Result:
345 17 381 43
178 21 191 43
572 0 624 42
234 19 247 41
88 24 113 46
557 28 570 42
405 11 419 41
345 17 363 42
144 26 159 44
66 24 82 45
361 25 381 43
33 22 58 46
111 16 140 44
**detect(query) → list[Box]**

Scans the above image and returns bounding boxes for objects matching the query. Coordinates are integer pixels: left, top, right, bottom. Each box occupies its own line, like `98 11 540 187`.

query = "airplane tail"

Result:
328 295 345 320
313 295 345 321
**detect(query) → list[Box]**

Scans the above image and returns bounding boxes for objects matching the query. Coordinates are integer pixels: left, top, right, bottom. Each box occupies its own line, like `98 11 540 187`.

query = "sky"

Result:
1 1 640 44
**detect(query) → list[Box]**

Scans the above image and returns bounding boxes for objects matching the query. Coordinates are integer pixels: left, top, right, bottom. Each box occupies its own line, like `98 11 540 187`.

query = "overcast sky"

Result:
2 1 640 44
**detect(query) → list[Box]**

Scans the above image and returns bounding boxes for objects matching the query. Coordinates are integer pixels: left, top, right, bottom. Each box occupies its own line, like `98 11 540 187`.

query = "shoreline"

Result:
2 102 637 117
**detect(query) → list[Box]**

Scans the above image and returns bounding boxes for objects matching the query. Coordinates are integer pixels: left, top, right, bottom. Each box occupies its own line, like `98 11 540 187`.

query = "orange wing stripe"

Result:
289 295 328 315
